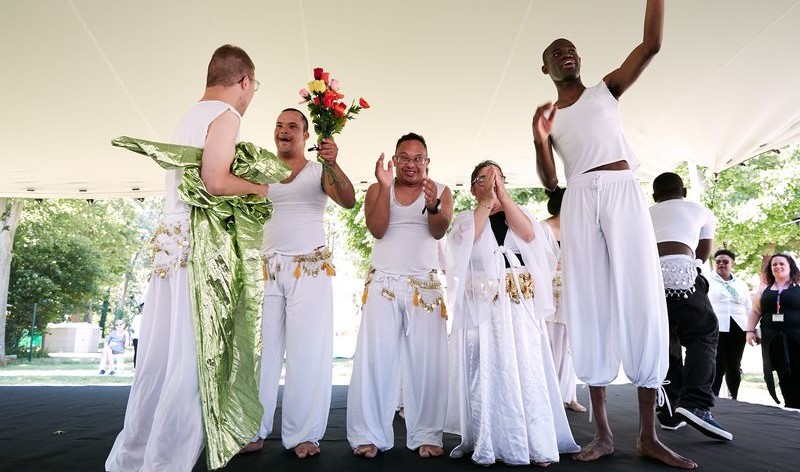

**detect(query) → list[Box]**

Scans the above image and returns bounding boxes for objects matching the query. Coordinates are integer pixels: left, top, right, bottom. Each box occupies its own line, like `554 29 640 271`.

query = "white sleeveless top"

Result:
649 199 716 255
261 160 328 255
370 179 444 275
166 100 240 215
550 81 639 181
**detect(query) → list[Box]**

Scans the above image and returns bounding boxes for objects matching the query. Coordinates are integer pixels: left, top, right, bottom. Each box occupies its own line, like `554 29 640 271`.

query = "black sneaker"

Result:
109 371 116 376
657 409 686 430
675 407 733 441
98 370 106 375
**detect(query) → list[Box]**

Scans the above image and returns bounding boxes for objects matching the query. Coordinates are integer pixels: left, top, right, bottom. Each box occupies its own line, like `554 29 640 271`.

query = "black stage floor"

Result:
0 385 797 472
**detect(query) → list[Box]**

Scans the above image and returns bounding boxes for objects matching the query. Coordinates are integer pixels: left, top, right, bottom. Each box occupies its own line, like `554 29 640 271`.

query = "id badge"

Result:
773 313 785 322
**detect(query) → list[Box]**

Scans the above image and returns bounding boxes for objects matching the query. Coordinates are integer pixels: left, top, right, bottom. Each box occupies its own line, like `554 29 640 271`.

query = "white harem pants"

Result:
257 251 333 448
347 269 448 451
105 267 204 472
560 170 668 388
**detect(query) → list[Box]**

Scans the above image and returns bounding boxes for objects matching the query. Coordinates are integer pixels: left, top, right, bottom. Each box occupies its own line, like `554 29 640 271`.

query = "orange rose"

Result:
359 98 370 109
334 101 347 117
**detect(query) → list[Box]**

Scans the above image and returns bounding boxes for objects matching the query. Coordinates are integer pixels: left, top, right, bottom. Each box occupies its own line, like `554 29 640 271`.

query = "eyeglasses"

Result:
240 75 260 91
394 154 427 166
471 175 506 186
715 259 731 265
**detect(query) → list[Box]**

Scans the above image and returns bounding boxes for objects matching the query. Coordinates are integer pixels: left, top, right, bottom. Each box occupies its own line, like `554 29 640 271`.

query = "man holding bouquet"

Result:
248 108 356 458
347 132 453 459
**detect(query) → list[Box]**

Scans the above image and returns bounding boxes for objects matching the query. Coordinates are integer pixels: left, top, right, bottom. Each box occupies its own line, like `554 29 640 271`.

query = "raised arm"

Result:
200 110 269 197
532 103 559 191
318 138 356 209
746 285 764 346
603 0 664 98
364 154 393 239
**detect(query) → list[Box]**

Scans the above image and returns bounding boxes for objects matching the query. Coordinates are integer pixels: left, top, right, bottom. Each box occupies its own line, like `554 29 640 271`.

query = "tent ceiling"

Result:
2 0 799 198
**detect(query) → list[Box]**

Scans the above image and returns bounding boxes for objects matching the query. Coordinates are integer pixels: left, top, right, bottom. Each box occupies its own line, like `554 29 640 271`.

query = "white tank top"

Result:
649 199 716 254
261 160 328 255
166 100 240 214
550 81 639 181
370 180 444 275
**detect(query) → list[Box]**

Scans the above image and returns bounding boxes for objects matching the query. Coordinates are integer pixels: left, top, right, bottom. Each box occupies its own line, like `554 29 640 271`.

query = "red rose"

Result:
334 101 347 117
313 96 320 105
359 97 370 109
321 72 330 84
313 68 323 80
323 94 335 109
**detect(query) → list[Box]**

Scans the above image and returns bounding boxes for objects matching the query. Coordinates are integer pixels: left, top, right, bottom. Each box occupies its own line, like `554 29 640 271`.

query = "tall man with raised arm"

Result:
347 132 453 459
249 108 356 459
531 1 696 469
650 172 732 441
107 44 268 472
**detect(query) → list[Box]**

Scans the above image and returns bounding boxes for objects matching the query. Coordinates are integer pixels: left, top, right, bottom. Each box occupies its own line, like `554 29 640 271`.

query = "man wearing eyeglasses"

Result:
246 108 356 459
347 132 453 459
106 45 266 472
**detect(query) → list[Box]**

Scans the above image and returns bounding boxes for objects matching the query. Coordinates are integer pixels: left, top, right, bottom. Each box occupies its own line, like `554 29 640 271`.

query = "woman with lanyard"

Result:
746 253 800 409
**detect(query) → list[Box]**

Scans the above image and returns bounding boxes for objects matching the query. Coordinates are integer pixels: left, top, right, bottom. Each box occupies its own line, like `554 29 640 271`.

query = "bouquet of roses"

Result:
300 67 369 180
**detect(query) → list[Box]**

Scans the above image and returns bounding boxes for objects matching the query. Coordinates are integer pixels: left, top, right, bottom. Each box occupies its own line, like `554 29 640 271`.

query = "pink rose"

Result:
299 88 310 98
329 79 339 92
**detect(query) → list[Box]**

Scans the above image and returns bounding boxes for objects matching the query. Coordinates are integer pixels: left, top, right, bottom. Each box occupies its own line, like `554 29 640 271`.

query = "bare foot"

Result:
534 461 552 468
397 407 405 419
353 444 378 458
294 441 320 459
637 436 697 470
237 439 263 455
419 445 444 458
573 437 614 461
567 400 587 412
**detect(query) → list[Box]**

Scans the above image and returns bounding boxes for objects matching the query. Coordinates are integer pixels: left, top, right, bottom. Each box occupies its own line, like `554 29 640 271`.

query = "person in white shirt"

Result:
531 1 694 468
106 44 266 472
347 133 453 459
708 249 752 399
650 172 732 443
245 108 356 458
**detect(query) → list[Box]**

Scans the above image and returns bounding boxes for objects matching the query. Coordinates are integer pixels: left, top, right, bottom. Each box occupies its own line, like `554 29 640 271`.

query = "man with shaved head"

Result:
531 1 697 469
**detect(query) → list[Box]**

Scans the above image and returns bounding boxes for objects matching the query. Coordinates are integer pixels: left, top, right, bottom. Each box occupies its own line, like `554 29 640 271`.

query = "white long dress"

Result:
542 223 581 405
445 209 579 466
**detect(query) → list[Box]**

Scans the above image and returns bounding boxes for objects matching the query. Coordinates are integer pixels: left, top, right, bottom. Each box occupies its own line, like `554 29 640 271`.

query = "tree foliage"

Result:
5 199 146 354
670 149 800 280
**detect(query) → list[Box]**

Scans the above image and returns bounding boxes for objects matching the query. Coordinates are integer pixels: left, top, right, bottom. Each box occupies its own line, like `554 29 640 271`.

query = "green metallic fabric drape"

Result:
112 136 290 469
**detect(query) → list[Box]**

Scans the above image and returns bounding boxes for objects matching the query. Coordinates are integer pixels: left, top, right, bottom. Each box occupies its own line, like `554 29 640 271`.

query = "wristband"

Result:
424 198 441 215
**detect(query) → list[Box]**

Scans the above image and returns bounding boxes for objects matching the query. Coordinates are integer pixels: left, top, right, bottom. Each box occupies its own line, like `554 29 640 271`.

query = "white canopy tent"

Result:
1 0 799 198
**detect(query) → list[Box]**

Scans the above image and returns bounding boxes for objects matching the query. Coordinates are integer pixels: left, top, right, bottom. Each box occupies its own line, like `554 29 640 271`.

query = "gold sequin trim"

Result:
150 219 190 279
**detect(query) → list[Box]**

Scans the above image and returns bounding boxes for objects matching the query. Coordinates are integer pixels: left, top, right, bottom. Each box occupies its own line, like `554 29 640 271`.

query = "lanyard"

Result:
775 281 791 314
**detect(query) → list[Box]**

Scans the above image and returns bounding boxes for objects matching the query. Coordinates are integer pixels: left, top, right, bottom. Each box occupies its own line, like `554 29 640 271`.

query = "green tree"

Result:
667 149 800 280
5 199 144 354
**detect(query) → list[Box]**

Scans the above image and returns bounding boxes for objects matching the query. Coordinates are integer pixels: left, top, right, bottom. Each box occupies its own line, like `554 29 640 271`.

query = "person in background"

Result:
708 249 751 399
130 304 144 371
98 319 129 376
541 186 586 413
746 253 800 409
